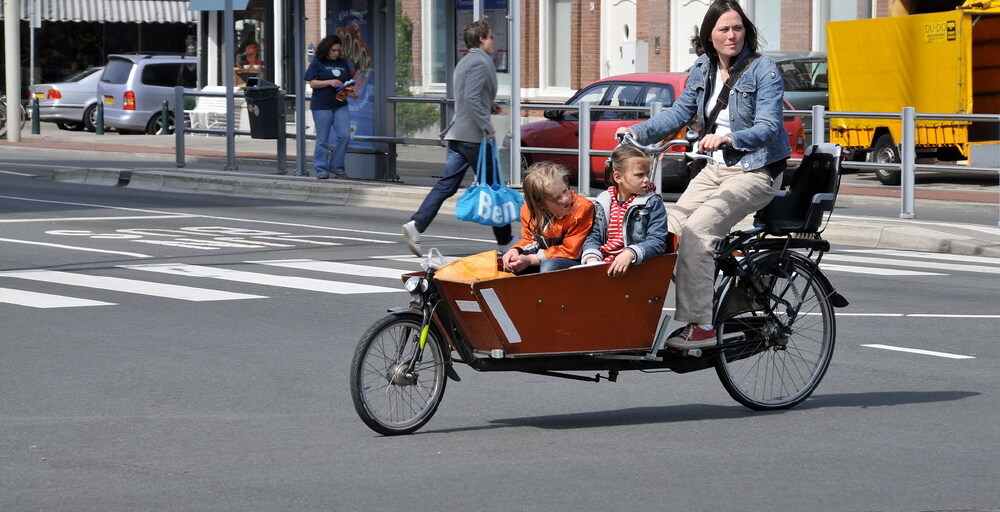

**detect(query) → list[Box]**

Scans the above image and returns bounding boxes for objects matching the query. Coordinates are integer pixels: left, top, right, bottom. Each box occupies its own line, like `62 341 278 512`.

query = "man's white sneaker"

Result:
402 220 422 256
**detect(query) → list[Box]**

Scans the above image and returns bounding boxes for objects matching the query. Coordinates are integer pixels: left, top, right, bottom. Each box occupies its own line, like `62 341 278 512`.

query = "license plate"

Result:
103 96 114 105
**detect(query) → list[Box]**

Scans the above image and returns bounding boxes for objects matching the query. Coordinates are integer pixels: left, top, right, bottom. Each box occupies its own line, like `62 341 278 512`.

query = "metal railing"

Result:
166 89 999 224
790 106 1000 222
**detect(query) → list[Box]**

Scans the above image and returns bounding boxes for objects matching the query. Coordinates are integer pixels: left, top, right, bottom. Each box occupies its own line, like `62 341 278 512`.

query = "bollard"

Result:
276 91 287 173
900 107 916 219
96 101 104 135
160 100 169 135
31 98 40 134
174 86 185 168
578 101 592 197
811 104 825 146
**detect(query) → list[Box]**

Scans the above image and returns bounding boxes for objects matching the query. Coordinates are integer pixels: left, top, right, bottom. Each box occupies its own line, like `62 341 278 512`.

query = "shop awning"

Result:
1 0 196 23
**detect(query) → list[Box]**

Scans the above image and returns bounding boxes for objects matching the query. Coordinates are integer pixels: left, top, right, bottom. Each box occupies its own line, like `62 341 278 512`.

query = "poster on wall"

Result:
455 0 509 72
330 2 375 151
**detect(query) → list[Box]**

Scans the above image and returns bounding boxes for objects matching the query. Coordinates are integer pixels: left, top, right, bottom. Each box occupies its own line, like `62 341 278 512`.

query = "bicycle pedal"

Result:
683 348 703 358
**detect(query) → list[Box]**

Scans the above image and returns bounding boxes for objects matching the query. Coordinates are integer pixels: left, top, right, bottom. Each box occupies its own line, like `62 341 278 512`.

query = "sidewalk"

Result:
4 125 1000 256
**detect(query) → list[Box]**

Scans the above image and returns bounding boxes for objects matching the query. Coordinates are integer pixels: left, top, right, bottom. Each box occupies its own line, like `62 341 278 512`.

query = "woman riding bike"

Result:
618 0 791 350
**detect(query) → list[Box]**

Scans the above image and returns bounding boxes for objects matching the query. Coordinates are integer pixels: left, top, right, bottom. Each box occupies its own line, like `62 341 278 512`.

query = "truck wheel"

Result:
871 134 901 186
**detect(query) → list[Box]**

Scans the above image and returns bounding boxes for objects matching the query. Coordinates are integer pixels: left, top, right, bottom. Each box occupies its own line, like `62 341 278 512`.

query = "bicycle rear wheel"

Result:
715 253 835 410
350 312 447 435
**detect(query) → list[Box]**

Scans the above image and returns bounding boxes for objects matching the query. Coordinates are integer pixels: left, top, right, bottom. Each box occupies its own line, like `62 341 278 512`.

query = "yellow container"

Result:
828 1 1000 156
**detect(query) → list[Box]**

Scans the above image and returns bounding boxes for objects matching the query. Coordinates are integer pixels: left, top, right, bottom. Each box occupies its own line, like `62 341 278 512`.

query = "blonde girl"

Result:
501 162 595 273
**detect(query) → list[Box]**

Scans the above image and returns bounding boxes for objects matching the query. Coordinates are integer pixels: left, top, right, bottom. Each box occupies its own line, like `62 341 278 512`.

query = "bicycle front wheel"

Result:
715 254 835 410
350 312 447 435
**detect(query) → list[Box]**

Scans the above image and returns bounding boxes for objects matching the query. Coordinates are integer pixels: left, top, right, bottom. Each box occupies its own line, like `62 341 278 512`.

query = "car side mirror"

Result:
543 109 564 121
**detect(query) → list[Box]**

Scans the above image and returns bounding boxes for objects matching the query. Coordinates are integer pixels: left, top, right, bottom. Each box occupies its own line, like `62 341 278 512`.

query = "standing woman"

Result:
620 0 790 349
304 35 355 179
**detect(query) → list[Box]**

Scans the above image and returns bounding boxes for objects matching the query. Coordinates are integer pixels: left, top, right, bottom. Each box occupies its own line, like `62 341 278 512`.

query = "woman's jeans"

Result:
312 107 350 176
410 140 512 245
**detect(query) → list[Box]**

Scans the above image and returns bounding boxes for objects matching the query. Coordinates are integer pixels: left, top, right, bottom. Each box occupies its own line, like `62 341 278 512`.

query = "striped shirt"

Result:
600 186 638 262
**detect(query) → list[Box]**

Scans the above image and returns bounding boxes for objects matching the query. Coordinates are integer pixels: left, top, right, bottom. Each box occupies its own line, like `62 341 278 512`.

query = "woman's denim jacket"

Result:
581 191 667 265
630 48 791 171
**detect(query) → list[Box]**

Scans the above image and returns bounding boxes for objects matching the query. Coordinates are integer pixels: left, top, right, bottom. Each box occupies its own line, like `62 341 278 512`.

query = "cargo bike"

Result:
350 139 849 435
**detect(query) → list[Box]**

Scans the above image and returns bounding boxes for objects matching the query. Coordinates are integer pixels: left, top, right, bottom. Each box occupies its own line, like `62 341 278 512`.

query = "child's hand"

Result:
607 250 635 277
501 248 519 271
581 254 600 265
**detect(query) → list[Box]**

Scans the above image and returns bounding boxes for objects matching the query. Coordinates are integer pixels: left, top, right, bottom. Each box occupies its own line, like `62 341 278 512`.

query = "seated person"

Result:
580 145 667 277
501 162 594 273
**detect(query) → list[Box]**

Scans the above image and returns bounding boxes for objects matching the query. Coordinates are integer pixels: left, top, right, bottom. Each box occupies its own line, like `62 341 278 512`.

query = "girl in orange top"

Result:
501 162 594 273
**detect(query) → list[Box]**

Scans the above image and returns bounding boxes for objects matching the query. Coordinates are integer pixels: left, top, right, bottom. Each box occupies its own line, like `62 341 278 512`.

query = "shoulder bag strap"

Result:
705 54 759 135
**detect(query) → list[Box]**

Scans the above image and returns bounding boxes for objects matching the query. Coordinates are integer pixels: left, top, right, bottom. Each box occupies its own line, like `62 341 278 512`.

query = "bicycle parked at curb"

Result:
350 134 849 435
0 95 27 138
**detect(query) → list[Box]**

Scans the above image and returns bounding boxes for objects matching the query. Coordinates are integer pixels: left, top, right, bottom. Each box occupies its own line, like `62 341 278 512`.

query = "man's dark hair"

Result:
697 0 758 62
463 20 491 50
315 35 343 60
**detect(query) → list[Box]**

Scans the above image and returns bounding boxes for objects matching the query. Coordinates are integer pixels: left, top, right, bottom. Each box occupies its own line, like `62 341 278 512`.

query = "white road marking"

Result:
822 254 1000 275
371 255 460 264
0 194 184 215
0 270 265 301
249 259 412 279
906 314 1000 319
819 263 945 276
0 196 493 244
0 237 152 258
0 170 36 176
860 344 975 360
843 249 1000 265
122 263 401 294
0 215 196 223
0 287 115 308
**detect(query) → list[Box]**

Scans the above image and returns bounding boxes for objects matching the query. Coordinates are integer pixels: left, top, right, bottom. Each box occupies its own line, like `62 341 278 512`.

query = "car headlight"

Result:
404 276 427 294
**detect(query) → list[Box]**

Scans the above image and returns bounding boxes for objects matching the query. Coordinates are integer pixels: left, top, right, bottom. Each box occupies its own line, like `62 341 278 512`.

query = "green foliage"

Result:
395 1 439 136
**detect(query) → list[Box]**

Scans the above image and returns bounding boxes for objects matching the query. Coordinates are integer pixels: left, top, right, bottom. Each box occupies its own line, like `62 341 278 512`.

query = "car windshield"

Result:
778 60 827 92
61 67 102 83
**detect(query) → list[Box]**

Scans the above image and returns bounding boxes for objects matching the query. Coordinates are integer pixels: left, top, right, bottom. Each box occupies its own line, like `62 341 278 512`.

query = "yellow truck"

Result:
827 0 999 185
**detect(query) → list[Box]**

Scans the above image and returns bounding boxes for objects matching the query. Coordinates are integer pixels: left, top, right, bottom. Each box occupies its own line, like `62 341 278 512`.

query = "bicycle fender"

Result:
750 251 849 309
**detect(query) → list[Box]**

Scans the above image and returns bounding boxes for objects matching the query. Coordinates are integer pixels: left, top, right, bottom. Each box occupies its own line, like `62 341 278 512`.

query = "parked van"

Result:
98 54 198 134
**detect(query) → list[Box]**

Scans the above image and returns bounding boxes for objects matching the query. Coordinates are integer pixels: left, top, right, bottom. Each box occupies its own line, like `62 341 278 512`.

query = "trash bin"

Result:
244 79 282 139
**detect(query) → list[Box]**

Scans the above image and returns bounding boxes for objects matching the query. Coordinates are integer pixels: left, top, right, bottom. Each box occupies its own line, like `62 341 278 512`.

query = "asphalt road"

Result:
2 145 998 226
1 174 998 511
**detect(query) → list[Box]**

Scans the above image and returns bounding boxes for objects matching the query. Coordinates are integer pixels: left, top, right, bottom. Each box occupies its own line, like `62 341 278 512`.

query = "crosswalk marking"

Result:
371 255 460 265
822 254 1000 275
121 263 402 294
819 263 946 276
0 270 266 301
844 249 1000 265
249 259 412 279
0 287 115 308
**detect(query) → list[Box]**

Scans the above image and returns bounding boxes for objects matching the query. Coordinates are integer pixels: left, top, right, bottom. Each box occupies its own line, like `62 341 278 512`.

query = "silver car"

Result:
29 67 103 132
766 52 828 146
98 54 198 134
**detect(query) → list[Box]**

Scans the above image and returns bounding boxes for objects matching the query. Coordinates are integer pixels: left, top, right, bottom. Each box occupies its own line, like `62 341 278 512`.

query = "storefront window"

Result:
233 0 268 85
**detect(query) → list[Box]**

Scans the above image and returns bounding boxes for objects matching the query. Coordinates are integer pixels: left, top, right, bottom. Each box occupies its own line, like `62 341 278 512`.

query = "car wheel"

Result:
82 104 99 132
57 121 84 131
144 112 174 135
870 134 901 186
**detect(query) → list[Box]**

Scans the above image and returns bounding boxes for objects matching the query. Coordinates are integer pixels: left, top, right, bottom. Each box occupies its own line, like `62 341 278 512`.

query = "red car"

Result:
521 72 806 191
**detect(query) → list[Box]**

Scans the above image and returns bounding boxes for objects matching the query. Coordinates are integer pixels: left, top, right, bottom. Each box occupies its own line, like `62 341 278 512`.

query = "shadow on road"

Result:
421 390 979 434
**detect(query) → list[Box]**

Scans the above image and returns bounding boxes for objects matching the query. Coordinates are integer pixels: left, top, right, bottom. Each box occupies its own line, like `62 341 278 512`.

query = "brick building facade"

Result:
398 0 894 99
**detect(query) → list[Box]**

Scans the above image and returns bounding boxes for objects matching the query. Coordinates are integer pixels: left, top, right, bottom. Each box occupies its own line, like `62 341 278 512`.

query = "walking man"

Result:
402 19 511 255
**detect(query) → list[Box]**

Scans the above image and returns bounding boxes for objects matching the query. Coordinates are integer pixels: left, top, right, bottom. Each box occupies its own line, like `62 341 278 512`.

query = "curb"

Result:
46 167 1000 257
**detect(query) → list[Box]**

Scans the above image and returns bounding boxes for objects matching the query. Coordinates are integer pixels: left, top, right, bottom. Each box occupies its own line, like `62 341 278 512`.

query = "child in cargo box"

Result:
501 162 595 273
580 145 668 277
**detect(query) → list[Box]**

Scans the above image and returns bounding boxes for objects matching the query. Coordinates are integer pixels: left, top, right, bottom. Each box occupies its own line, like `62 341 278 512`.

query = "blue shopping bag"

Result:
455 138 524 227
